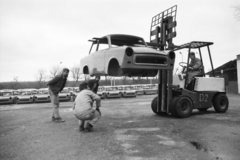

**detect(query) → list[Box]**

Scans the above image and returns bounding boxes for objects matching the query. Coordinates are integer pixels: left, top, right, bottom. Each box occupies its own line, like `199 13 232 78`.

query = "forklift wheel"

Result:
151 96 168 115
171 96 193 118
170 96 179 117
213 93 229 113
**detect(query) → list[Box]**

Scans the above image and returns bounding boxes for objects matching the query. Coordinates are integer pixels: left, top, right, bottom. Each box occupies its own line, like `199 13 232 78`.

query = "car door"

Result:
91 37 109 75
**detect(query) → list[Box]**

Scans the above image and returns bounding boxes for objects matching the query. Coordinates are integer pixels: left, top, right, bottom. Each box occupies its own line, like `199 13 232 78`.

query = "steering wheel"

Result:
179 62 188 68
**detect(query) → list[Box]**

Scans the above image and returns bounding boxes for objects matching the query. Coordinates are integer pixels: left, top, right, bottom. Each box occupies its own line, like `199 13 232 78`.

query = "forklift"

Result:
149 5 229 118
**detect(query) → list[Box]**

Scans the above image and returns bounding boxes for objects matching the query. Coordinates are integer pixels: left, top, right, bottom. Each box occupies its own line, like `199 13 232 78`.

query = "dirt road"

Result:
0 94 240 160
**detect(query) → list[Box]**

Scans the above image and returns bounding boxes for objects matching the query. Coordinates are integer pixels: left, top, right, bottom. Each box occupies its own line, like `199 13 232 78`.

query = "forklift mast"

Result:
149 5 177 113
150 5 177 50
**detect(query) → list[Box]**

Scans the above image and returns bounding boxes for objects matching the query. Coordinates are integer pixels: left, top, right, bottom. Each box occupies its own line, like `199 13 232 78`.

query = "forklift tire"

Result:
198 108 208 112
213 93 229 113
171 96 193 118
151 96 168 116
170 96 179 117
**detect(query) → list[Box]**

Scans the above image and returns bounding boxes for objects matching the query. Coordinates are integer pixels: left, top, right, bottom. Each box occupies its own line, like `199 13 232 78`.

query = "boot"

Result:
79 121 85 131
85 122 93 132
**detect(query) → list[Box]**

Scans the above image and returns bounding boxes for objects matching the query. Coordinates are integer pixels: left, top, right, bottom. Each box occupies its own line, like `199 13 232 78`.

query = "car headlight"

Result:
125 47 134 57
168 51 175 60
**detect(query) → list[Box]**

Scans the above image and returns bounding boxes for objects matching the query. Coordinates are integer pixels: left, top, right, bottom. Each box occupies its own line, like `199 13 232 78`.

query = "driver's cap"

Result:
189 52 195 56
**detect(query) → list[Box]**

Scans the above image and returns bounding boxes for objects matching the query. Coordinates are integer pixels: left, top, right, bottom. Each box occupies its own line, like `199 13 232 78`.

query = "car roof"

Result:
89 34 144 43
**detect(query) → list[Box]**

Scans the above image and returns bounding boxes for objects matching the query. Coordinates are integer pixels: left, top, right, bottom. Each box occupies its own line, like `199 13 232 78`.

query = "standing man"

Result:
88 76 101 94
47 68 69 122
88 76 101 113
187 52 203 84
73 82 101 132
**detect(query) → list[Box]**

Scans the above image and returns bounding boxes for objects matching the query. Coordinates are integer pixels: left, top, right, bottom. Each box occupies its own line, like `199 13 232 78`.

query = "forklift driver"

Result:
187 52 203 84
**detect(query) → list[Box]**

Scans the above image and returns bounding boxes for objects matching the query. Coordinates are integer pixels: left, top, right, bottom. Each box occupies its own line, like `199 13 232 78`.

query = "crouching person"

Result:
73 82 101 132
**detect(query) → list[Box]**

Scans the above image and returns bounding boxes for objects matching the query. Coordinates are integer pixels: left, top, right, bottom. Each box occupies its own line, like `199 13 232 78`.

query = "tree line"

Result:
0 63 158 90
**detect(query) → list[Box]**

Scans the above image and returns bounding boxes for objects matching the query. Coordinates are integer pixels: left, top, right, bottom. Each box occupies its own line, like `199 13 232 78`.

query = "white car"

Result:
104 86 121 98
143 84 158 95
0 90 16 104
16 89 35 104
80 34 175 77
72 87 80 101
59 88 71 101
97 86 106 99
34 88 51 103
118 85 137 98
132 85 145 95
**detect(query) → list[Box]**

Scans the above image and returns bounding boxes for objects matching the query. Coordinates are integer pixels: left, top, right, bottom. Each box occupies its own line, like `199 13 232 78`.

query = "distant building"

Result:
207 54 240 94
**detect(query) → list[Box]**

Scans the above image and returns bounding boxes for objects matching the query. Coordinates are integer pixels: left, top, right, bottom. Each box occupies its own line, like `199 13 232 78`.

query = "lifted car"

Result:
80 34 175 77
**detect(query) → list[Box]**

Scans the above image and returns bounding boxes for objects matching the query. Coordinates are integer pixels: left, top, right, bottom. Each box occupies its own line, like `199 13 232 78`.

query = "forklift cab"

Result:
151 41 229 118
170 41 229 117
173 41 213 90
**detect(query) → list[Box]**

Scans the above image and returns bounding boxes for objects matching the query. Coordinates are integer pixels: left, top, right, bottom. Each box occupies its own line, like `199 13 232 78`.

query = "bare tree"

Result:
71 64 82 86
232 4 240 21
49 65 60 78
35 69 46 88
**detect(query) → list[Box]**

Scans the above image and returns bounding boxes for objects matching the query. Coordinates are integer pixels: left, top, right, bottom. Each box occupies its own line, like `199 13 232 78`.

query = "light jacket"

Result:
73 89 101 117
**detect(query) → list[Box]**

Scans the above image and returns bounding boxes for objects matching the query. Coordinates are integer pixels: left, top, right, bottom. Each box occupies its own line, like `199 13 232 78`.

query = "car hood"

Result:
35 95 49 98
17 95 33 99
111 46 169 56
122 90 136 93
107 91 120 94
59 93 69 96
132 47 169 55
0 96 13 100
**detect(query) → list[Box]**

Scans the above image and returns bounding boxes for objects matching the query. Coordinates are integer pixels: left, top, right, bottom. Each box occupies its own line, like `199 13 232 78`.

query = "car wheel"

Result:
151 96 168 115
198 108 208 112
213 93 229 113
171 96 193 118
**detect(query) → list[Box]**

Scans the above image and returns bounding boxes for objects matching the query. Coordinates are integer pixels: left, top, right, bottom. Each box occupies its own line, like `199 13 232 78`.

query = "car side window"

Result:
98 43 109 51
97 37 109 51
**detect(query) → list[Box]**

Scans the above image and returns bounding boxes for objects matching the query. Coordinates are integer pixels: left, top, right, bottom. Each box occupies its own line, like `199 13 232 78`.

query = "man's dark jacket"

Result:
88 79 99 94
47 74 67 94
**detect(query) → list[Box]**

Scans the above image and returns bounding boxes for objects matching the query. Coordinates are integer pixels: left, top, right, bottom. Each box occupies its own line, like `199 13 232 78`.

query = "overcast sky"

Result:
0 0 239 82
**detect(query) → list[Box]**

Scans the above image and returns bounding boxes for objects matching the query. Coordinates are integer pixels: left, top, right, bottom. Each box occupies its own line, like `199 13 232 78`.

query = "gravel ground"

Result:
0 94 240 160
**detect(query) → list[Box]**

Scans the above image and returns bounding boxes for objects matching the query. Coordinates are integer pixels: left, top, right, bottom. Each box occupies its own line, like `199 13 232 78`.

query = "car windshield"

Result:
38 90 48 94
2 92 13 96
12 91 19 95
124 86 132 90
106 87 118 91
98 87 105 92
61 89 69 93
21 91 32 95
110 35 146 47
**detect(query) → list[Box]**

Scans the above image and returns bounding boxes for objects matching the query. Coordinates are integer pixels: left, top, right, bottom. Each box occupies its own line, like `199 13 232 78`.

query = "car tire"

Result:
171 96 193 118
198 108 208 112
213 93 229 113
151 96 168 116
